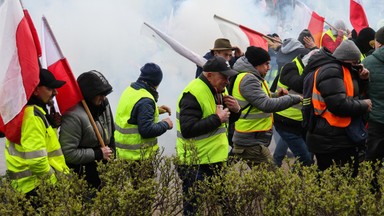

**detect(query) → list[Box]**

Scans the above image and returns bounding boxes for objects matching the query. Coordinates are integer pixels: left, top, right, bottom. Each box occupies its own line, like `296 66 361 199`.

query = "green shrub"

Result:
1 151 384 216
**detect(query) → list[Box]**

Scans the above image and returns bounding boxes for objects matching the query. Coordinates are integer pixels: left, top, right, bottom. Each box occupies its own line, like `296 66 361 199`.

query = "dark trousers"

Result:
315 147 359 177
366 120 384 162
177 163 225 216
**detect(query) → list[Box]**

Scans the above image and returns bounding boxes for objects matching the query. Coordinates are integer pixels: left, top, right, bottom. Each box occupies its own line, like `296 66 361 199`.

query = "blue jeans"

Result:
274 126 313 166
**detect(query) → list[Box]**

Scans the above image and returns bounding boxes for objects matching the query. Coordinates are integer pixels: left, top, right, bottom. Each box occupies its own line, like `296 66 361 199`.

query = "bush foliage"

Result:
1 152 384 216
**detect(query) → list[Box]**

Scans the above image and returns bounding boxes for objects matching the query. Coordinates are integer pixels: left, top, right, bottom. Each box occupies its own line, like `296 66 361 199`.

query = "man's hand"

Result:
159 105 171 116
101 146 113 161
216 105 230 123
277 88 289 97
364 99 372 112
162 117 173 129
223 95 241 113
233 46 243 57
358 65 369 80
303 36 316 49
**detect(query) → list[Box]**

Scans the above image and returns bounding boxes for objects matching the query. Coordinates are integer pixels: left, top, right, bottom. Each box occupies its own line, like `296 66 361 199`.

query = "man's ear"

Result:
33 87 40 96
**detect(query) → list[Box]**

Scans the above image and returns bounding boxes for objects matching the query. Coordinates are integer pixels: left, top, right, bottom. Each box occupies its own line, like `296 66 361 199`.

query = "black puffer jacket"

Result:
305 49 369 153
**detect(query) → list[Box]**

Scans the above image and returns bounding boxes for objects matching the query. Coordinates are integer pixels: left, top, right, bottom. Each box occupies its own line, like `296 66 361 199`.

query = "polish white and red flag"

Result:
0 0 41 143
142 22 207 67
41 16 83 114
350 0 369 35
294 0 325 47
214 15 268 52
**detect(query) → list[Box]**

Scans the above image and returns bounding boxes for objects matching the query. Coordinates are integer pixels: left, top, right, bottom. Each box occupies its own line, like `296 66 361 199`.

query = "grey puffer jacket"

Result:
232 57 302 146
59 101 115 164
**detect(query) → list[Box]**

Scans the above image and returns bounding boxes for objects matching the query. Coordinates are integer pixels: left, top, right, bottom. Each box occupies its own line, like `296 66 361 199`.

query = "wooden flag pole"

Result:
81 100 105 147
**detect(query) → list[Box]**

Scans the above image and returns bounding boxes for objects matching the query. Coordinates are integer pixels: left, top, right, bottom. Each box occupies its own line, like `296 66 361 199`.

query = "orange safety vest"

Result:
312 66 353 128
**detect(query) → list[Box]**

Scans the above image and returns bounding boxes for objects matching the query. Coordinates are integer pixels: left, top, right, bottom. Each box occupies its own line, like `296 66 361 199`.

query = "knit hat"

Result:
356 27 375 54
331 20 347 36
298 29 314 45
332 40 361 61
203 56 237 77
375 26 384 44
39 68 66 88
138 63 163 87
77 70 112 101
210 38 234 51
245 46 271 66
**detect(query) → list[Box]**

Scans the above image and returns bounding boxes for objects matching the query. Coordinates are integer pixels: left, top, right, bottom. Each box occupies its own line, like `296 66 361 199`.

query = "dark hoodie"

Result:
304 48 369 153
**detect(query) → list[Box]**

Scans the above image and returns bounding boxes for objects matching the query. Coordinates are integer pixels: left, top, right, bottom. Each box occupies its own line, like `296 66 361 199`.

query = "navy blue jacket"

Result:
128 81 169 139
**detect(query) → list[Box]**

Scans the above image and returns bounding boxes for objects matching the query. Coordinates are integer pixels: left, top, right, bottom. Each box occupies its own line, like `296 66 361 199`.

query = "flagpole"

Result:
81 100 106 147
324 20 347 35
213 14 282 44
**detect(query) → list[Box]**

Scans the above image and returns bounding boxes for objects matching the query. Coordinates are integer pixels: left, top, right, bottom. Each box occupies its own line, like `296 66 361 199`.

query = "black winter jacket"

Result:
305 49 369 153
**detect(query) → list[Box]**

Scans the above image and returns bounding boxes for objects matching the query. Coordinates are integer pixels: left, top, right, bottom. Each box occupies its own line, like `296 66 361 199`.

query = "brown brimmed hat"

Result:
210 38 235 51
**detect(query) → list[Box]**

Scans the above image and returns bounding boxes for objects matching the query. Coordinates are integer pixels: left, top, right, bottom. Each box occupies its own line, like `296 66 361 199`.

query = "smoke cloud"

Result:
17 0 384 155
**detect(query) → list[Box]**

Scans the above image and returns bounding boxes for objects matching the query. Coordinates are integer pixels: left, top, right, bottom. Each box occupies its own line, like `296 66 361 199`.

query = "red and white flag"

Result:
41 16 83 114
142 22 207 67
214 15 268 52
350 0 369 35
0 0 41 143
294 0 325 47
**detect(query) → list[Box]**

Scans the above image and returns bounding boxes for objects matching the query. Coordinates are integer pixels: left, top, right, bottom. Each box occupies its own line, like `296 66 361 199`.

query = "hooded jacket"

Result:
59 71 115 188
276 38 310 74
231 57 302 146
305 48 369 153
363 47 384 124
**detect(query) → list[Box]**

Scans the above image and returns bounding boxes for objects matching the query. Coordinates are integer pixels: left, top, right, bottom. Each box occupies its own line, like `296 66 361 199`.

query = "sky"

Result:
8 0 384 155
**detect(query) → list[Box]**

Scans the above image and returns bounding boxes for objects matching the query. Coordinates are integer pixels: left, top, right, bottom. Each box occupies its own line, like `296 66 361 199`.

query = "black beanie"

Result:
138 63 163 87
245 46 271 66
375 26 384 44
297 29 314 45
356 27 375 54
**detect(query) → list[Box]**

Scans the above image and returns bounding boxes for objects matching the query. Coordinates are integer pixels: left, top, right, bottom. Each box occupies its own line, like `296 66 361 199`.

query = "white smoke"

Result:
20 0 383 156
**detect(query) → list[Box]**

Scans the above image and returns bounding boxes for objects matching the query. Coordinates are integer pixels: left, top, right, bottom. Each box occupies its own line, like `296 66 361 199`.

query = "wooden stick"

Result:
81 100 105 147
324 20 347 35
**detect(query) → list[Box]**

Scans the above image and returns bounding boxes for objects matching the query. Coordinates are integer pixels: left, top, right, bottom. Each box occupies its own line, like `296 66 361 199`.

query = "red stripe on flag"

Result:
239 25 268 51
308 11 325 47
48 58 83 114
350 0 369 34
16 17 40 101
23 9 42 57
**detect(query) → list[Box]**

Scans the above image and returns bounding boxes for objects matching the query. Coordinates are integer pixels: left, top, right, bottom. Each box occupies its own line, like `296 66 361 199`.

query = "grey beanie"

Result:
332 40 361 61
331 20 347 36
375 26 384 44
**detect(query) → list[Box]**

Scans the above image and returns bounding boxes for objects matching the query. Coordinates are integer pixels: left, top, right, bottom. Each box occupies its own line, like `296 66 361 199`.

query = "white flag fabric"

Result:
142 22 207 67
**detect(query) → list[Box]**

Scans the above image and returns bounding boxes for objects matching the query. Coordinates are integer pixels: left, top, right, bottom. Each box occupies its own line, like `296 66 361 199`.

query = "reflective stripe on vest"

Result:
232 72 273 132
8 167 54 180
114 86 159 160
7 142 64 159
176 78 228 165
276 57 304 121
312 66 353 127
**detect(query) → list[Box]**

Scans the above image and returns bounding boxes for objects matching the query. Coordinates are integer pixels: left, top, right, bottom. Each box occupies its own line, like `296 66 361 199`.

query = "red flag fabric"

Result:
350 0 369 34
41 16 83 114
0 0 40 143
294 1 325 47
214 15 268 52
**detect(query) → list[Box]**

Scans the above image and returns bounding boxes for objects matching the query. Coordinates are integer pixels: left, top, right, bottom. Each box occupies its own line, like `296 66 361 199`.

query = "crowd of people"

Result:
2 19 384 215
